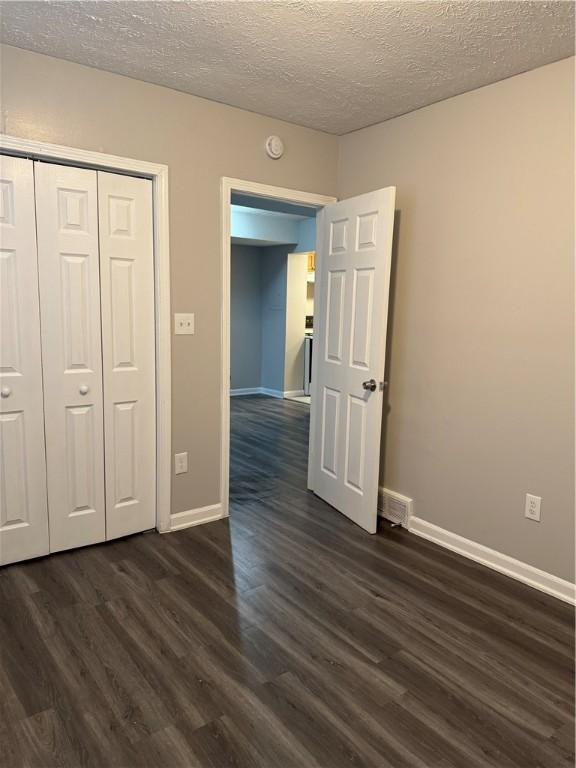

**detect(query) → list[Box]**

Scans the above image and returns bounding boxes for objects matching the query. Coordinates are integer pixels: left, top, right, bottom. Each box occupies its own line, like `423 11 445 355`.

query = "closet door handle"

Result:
79 385 90 396
1 386 11 398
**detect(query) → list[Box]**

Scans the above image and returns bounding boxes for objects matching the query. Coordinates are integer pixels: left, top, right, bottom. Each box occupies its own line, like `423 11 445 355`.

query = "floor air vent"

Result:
378 488 413 528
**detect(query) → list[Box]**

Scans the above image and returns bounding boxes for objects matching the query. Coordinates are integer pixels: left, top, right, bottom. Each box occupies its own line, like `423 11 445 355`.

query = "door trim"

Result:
220 178 336 518
0 134 172 533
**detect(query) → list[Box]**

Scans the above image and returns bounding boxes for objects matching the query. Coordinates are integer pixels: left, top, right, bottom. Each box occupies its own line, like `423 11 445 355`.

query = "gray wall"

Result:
231 245 296 394
294 216 317 253
0 44 339 514
260 246 290 392
230 246 262 390
338 58 575 581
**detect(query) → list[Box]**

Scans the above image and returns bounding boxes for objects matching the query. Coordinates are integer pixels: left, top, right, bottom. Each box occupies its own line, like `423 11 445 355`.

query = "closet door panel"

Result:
0 155 49 565
35 163 105 552
98 172 155 539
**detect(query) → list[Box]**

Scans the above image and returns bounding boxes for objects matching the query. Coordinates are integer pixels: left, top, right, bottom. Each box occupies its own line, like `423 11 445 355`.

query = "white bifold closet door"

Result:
35 163 155 553
0 156 50 565
35 163 106 552
98 172 155 540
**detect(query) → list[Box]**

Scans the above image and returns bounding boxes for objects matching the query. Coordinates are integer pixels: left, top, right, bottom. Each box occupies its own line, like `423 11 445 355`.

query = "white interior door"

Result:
0 156 50 564
308 188 396 533
35 162 106 552
98 172 156 539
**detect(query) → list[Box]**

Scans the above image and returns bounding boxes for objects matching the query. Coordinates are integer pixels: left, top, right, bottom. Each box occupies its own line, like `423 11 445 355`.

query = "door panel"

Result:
65 404 98 516
1 412 28 525
0 156 49 565
35 162 105 552
326 270 345 363
308 188 396 533
350 268 374 369
61 253 92 369
321 386 340 477
113 400 138 506
98 172 155 539
344 394 367 493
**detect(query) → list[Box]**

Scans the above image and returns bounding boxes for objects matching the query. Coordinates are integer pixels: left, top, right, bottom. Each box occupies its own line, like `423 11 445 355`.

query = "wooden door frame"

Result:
220 177 336 517
0 134 172 533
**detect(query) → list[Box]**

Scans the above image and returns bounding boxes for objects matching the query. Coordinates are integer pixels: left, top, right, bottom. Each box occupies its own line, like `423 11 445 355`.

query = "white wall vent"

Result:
378 488 413 527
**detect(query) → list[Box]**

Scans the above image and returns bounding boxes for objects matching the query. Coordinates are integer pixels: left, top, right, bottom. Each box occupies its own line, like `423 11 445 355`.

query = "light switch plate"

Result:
174 452 188 475
175 313 194 335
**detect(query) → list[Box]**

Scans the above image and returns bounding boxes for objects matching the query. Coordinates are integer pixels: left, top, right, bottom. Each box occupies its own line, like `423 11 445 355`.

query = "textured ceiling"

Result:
0 1 573 135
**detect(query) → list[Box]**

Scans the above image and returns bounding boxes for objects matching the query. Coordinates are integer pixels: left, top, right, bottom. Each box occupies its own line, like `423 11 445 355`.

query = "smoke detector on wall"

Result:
265 135 284 159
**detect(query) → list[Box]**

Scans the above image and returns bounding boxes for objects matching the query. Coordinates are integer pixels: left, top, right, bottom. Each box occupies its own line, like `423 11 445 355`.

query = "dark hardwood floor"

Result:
1 394 574 767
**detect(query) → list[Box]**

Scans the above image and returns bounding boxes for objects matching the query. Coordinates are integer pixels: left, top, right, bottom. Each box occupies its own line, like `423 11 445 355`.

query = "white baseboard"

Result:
259 387 284 398
229 387 284 398
167 503 223 532
407 516 575 605
283 389 306 398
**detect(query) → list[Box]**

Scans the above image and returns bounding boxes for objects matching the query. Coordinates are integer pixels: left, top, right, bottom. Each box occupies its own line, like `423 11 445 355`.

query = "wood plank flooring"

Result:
1 394 574 767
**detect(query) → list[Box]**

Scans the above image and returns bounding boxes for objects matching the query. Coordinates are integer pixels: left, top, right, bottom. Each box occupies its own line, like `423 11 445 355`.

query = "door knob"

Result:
1 386 11 398
362 379 377 392
79 384 90 395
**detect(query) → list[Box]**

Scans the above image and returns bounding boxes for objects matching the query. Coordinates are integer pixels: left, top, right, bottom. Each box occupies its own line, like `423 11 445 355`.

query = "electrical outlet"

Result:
525 493 541 522
174 452 188 475
174 313 194 335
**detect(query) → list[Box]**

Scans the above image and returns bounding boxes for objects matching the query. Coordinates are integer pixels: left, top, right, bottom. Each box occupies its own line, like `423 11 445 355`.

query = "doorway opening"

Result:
230 196 316 402
221 179 396 534
220 179 335 517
